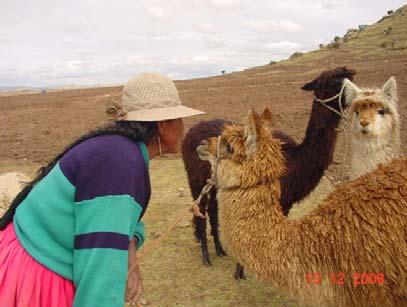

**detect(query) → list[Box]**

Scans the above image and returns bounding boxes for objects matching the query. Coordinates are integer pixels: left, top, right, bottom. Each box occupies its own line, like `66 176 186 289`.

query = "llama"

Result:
197 109 407 307
182 67 356 277
344 76 401 179
0 172 29 215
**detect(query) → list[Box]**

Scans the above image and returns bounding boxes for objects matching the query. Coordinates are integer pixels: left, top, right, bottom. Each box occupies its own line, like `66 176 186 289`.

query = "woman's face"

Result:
159 118 184 154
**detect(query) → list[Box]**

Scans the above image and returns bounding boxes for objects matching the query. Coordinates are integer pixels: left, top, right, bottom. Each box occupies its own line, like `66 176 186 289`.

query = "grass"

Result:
0 159 298 306
134 158 297 306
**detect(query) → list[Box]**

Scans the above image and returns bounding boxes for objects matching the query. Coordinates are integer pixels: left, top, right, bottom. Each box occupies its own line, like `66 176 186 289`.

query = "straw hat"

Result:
106 72 205 121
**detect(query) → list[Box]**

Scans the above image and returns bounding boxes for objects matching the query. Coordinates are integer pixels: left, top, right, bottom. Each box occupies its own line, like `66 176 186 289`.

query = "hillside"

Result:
1 4 406 177
283 4 407 64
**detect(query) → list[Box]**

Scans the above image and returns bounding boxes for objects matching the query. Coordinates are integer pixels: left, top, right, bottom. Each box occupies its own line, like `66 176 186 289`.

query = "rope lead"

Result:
314 81 350 181
192 135 222 219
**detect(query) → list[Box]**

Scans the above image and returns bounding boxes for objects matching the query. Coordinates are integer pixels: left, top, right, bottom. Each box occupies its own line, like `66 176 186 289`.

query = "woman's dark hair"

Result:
0 120 158 230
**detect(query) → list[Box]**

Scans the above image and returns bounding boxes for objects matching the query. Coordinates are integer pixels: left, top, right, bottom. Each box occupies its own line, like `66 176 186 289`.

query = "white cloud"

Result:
0 0 405 87
266 41 301 50
126 55 153 65
278 20 304 32
320 0 342 10
145 6 168 19
196 23 218 33
193 55 210 62
208 0 241 9
243 19 304 33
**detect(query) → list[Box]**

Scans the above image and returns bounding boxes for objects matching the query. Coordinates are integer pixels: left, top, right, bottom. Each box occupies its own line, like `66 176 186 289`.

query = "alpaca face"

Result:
197 108 285 190
345 77 399 139
351 100 395 138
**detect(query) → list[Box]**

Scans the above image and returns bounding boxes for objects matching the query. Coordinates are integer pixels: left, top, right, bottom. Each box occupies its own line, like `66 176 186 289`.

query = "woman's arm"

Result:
126 237 143 304
73 195 145 307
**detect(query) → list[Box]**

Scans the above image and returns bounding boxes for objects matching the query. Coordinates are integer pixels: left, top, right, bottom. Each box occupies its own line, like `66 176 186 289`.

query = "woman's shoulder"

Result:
74 134 139 154
65 135 142 161
58 134 146 186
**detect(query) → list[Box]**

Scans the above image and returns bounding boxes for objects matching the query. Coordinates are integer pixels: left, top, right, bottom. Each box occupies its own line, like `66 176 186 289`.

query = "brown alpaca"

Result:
182 67 356 276
197 109 407 307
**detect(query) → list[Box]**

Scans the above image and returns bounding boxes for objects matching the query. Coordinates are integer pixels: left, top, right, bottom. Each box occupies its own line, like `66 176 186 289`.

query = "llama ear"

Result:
260 107 274 132
382 76 397 100
244 109 258 156
343 78 361 105
302 79 317 91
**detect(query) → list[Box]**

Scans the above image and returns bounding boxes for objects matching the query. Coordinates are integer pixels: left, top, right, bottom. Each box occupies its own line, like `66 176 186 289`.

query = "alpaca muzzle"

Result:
197 140 211 160
360 119 370 127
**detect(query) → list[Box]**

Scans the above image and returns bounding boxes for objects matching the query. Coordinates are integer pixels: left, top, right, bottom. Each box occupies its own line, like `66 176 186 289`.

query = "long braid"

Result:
0 120 157 230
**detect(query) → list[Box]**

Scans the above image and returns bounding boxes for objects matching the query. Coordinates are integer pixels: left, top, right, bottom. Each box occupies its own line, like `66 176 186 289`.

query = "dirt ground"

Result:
1 54 406 180
1 54 406 306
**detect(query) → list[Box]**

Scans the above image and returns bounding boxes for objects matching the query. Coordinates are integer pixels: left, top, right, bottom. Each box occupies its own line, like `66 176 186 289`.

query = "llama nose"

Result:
200 140 209 146
360 120 370 127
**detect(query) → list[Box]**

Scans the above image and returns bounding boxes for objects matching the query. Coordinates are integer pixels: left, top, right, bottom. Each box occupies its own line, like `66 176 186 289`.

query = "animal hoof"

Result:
234 272 247 280
203 259 212 266
234 263 246 280
216 248 227 257
234 270 246 280
202 254 212 266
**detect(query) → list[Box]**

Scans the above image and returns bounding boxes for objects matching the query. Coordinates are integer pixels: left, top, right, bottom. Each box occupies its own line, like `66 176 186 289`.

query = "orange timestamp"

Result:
306 272 385 287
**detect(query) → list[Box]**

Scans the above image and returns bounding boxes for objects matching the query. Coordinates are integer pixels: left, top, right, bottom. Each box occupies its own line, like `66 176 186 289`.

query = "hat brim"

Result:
121 105 205 122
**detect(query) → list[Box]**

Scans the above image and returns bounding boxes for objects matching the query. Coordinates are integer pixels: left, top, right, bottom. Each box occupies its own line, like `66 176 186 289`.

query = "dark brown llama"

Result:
181 67 356 278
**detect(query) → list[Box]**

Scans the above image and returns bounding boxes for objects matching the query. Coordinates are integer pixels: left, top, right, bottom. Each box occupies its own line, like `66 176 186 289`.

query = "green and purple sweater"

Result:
13 135 150 307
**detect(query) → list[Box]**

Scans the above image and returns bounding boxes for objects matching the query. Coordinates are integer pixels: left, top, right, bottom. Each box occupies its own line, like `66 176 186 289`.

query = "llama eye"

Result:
355 110 359 116
226 143 234 154
378 109 385 115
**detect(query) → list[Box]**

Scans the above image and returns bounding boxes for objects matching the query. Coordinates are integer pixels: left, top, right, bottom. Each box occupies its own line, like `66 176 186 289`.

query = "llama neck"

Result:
280 101 341 212
299 101 341 163
349 132 401 179
217 184 293 280
217 183 340 306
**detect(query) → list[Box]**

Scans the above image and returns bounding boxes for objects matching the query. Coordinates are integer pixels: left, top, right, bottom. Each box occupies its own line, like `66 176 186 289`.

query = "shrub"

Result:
380 40 395 49
345 28 357 36
380 41 388 48
378 15 390 23
383 26 392 35
327 41 340 49
289 52 303 60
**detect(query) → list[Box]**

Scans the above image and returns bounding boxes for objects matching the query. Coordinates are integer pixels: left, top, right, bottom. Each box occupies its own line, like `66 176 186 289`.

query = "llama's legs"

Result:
234 263 246 280
208 197 227 257
193 197 211 266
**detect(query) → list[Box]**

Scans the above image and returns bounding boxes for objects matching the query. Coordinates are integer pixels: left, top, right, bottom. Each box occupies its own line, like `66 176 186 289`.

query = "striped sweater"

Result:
13 135 151 307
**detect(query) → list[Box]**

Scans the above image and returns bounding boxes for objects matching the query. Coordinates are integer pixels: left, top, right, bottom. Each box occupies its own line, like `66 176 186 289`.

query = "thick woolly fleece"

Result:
209 115 406 307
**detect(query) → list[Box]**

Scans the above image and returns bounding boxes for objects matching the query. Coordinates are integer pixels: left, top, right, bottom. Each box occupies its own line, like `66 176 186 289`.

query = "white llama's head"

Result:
343 77 399 139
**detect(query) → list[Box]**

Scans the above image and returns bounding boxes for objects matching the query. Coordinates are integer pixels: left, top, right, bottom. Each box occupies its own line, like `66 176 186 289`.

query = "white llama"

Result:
344 76 401 179
0 172 29 214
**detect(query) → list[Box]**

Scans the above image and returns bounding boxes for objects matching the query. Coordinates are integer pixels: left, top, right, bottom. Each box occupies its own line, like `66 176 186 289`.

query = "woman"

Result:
0 72 204 307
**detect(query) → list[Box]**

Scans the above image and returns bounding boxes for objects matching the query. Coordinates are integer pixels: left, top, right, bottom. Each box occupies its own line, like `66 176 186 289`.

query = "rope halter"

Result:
313 80 350 181
313 80 349 123
193 135 222 219
208 135 221 186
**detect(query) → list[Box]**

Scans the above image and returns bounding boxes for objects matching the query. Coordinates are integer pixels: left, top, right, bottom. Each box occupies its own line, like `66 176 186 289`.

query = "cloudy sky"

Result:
0 0 405 88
